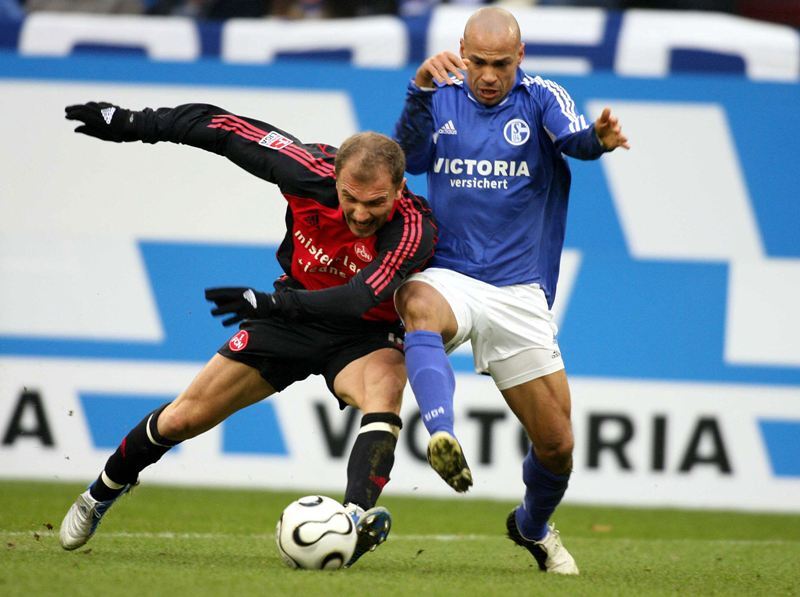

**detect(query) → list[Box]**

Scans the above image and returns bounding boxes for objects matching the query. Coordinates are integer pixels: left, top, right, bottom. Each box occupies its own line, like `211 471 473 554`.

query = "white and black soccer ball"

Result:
275 495 357 570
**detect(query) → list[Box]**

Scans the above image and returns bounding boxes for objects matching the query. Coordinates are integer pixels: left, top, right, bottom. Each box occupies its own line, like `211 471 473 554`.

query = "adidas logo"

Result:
100 107 116 125
437 120 458 136
433 120 457 144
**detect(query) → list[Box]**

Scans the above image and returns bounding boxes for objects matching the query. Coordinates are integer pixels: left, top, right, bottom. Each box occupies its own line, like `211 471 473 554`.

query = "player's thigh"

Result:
333 348 406 414
501 369 573 455
160 353 276 440
394 278 459 341
476 284 560 377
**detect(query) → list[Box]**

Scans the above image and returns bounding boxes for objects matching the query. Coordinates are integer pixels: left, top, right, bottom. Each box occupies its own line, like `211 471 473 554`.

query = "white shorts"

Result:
401 268 565 390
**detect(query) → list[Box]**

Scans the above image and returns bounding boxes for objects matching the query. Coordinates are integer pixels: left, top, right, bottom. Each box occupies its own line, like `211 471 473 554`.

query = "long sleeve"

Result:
531 78 606 161
133 103 336 196
393 80 437 175
554 124 606 159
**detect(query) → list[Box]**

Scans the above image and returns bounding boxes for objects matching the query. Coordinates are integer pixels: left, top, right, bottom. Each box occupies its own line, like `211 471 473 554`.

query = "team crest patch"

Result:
354 242 373 263
229 330 249 352
258 131 293 150
503 119 530 146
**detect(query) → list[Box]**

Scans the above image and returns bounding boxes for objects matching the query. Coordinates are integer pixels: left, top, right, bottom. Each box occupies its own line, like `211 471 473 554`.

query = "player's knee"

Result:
535 436 574 475
370 383 405 415
157 400 206 441
395 284 438 330
360 376 405 415
387 373 406 403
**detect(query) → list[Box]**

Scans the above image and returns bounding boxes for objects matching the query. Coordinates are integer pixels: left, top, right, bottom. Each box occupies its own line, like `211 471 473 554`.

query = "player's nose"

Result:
482 69 499 83
351 205 370 221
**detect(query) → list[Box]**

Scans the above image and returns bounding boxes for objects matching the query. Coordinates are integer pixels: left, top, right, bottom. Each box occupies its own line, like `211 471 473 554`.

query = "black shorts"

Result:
217 317 404 408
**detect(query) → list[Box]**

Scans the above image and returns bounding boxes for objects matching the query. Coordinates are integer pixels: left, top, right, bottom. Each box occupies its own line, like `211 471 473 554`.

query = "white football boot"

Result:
60 484 134 550
506 509 579 575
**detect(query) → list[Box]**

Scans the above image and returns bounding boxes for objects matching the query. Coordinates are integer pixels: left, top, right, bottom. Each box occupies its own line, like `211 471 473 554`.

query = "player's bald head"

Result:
460 7 524 106
463 7 521 48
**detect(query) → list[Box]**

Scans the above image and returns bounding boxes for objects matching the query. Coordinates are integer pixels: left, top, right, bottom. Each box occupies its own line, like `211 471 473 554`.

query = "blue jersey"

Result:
394 69 605 307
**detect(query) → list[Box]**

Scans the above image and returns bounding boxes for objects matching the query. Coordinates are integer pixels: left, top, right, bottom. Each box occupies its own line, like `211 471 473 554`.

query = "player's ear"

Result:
459 38 465 59
518 42 525 64
395 178 407 200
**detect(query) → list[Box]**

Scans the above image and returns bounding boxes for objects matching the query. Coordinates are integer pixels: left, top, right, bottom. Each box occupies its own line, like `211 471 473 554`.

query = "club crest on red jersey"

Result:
229 330 249 352
354 242 373 263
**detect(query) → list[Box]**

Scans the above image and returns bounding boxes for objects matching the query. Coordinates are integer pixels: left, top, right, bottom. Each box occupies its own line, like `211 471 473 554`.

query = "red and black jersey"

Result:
136 103 436 326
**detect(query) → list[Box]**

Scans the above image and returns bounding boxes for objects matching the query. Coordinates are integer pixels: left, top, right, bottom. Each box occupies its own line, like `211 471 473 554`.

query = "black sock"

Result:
90 403 180 501
343 412 402 511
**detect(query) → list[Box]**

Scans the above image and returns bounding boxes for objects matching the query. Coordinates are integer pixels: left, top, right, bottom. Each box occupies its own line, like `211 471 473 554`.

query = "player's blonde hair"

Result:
334 132 406 189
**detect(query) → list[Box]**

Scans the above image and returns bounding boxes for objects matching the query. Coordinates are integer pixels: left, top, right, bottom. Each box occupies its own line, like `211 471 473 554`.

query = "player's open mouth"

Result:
350 220 374 233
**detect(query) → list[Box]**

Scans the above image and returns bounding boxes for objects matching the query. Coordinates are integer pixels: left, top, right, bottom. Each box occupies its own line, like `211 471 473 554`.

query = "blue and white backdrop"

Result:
1 6 799 512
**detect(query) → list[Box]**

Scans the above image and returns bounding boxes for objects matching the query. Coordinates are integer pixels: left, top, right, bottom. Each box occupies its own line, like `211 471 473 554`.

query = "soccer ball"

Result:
275 495 357 570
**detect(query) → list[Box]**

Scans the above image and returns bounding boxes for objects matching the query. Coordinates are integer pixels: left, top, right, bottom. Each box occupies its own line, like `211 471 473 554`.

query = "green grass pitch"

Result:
1 481 799 596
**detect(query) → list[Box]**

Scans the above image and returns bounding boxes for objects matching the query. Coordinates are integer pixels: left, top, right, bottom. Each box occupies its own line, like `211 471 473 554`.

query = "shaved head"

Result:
463 7 521 48
460 7 524 106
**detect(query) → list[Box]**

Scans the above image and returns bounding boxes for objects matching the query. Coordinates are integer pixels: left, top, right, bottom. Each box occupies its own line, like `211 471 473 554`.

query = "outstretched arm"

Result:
65 102 335 195
527 77 631 159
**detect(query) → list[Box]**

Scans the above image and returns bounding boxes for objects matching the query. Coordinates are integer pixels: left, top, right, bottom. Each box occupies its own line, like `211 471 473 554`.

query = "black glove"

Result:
65 102 140 142
204 287 279 327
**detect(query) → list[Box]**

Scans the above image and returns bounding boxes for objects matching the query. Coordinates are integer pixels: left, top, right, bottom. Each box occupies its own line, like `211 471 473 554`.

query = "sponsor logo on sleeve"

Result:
258 131 294 150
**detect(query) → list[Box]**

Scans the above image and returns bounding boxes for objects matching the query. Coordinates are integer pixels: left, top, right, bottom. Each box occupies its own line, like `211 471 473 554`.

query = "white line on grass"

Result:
2 531 478 541
2 530 798 545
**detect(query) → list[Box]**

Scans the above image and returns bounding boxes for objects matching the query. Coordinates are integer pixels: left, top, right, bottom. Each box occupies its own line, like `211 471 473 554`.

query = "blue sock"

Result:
516 447 570 541
404 330 455 436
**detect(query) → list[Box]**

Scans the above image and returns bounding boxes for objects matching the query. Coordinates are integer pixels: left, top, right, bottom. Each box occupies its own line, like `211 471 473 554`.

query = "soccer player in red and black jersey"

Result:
58 102 437 566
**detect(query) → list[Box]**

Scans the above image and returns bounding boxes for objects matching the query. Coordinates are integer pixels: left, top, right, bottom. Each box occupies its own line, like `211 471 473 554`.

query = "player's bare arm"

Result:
595 107 630 150
415 51 470 87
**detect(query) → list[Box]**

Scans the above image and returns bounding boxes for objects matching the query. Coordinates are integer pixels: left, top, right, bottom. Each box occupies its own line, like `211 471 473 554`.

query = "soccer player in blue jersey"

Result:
393 6 629 574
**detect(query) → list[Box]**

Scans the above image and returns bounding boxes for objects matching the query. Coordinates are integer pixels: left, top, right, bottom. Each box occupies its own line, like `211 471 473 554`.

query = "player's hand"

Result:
65 102 139 143
415 51 470 88
204 287 278 327
595 107 630 151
